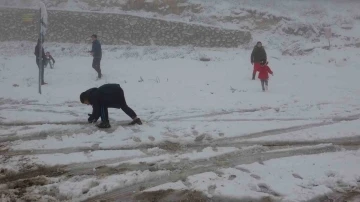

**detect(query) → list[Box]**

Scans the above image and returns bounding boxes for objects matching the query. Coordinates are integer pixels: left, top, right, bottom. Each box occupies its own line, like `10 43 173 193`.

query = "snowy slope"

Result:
0 40 360 201
1 0 360 53
1 0 360 201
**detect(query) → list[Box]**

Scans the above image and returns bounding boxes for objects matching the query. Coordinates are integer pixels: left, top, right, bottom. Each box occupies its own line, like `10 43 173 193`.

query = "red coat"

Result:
257 65 273 80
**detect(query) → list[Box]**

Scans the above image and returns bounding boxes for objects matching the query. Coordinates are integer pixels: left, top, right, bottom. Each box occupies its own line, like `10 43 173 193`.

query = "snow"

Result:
8 120 316 151
145 150 360 201
1 0 360 201
0 40 360 201
44 170 170 202
0 150 146 173
1 38 360 200
1 0 360 54
248 119 360 142
115 146 239 165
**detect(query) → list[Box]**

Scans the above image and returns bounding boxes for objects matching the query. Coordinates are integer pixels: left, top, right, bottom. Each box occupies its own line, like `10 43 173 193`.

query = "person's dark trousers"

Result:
36 58 45 83
100 88 137 123
100 105 109 123
92 57 102 78
119 87 137 119
260 79 268 91
43 59 53 68
252 63 260 80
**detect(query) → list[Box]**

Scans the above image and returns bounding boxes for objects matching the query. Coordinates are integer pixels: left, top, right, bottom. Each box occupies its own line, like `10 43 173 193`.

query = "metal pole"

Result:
38 8 42 94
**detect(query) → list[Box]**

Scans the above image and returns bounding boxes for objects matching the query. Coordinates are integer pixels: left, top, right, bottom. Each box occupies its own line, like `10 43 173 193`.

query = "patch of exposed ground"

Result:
0 165 65 184
134 189 210 202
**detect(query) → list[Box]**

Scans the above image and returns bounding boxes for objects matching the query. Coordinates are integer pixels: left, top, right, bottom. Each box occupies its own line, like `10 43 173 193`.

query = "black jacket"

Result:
34 44 46 60
251 46 267 63
84 84 124 120
91 40 102 58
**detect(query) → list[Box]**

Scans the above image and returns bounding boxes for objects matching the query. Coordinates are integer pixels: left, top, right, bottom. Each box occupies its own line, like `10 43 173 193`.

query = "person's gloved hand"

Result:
88 114 97 123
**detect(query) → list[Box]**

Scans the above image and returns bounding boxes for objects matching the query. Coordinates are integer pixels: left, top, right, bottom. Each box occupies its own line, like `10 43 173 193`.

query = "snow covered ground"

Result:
0 1 360 201
0 40 360 201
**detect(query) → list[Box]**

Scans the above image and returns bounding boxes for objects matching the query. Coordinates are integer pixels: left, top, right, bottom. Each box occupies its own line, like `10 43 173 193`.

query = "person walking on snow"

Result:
80 83 142 129
257 60 273 92
251 41 267 80
34 38 47 85
89 34 102 79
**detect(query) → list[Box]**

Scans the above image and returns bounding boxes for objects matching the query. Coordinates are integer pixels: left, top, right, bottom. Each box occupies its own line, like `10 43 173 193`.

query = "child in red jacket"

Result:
257 60 273 91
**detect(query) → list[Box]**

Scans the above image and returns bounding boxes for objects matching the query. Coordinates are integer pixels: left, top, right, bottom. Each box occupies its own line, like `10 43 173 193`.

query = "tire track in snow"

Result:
0 127 94 143
193 114 360 148
83 144 345 202
0 143 347 184
0 120 86 126
0 107 271 127
0 121 137 143
1 121 322 155
1 110 358 143
156 107 272 121
1 112 359 200
2 135 360 157
2 114 359 157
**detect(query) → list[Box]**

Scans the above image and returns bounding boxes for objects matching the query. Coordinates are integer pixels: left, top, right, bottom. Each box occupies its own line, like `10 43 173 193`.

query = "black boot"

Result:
252 72 256 80
97 121 111 128
128 118 142 125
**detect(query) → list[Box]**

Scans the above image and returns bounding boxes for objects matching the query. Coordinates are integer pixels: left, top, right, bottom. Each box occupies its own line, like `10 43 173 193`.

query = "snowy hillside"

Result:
1 1 360 202
1 0 360 53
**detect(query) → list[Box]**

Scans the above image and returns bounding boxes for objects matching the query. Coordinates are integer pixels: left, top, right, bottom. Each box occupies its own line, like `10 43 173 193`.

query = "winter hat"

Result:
80 92 87 103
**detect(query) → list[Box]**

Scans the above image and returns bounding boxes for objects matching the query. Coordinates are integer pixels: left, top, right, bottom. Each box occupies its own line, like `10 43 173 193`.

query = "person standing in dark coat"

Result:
80 83 142 129
89 34 102 79
250 41 267 80
34 38 47 85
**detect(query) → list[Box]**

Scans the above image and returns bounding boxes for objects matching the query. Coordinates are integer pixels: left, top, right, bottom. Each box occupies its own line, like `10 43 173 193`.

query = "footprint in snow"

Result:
250 174 261 180
214 170 224 177
208 185 216 195
132 137 142 142
131 128 141 133
325 171 337 177
91 143 100 149
211 146 218 152
192 130 199 136
218 133 225 137
292 173 303 179
194 134 206 142
181 178 192 188
228 175 236 180
236 167 251 173
148 136 155 141
257 183 281 197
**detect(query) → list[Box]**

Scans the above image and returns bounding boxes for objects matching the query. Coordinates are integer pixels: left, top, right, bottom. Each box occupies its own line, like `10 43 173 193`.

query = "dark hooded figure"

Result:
34 38 47 85
89 34 102 79
250 41 267 80
80 83 142 129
